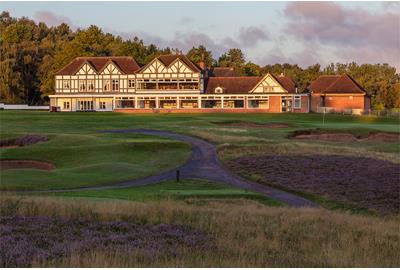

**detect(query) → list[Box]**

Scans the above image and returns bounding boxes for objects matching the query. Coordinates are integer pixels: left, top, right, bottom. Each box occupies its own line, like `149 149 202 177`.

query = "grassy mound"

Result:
0 133 190 190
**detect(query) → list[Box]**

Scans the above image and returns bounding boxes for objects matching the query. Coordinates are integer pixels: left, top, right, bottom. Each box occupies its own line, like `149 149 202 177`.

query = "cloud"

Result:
284 2 399 50
33 11 76 29
110 25 270 59
238 26 269 47
258 44 322 68
178 16 195 25
283 2 400 70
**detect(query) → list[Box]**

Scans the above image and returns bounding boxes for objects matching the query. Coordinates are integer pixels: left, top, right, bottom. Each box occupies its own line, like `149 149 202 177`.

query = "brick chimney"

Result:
199 52 205 70
199 61 205 70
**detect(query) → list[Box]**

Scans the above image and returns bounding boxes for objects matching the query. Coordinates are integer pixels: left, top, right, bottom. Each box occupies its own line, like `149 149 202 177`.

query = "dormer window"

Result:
215 87 223 94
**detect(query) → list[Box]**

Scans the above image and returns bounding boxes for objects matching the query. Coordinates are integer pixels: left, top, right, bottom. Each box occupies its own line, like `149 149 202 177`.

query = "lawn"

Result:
0 132 190 190
1 111 399 208
47 179 283 206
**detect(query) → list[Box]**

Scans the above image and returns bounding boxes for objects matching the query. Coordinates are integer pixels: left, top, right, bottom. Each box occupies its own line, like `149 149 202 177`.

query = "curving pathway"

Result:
46 129 316 208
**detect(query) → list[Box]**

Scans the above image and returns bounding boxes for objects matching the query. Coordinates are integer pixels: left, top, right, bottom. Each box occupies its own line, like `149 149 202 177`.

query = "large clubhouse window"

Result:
248 99 269 109
63 80 70 89
79 81 86 92
128 79 135 88
293 95 301 109
112 80 119 91
103 80 111 91
87 80 95 91
78 101 93 111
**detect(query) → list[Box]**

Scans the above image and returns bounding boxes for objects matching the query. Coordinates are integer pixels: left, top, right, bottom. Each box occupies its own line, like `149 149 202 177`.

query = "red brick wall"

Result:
324 95 365 111
310 94 365 112
268 96 281 112
310 94 321 112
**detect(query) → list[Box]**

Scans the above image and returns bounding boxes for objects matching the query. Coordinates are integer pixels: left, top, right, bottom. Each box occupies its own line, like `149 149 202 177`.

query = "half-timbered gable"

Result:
135 55 201 93
250 73 290 93
100 61 123 75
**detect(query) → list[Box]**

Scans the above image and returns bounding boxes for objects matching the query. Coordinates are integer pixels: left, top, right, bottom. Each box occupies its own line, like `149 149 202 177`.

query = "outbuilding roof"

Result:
310 74 365 94
55 57 141 75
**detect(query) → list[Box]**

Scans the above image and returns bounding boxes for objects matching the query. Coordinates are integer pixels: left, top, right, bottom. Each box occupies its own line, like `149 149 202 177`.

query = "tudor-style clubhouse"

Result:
49 55 369 113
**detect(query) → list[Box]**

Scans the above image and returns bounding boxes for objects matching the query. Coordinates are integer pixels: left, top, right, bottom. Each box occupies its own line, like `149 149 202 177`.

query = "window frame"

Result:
293 95 301 109
87 80 95 91
63 80 70 89
128 79 135 88
103 80 111 91
78 81 86 92
63 101 70 110
262 85 273 93
112 79 119 91
99 101 106 110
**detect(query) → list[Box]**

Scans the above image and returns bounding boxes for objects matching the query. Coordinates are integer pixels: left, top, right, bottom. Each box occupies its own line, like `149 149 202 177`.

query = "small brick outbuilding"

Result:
309 74 370 114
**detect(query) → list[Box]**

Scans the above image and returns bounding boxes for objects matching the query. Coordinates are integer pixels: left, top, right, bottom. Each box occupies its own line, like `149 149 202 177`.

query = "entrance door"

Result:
281 97 292 112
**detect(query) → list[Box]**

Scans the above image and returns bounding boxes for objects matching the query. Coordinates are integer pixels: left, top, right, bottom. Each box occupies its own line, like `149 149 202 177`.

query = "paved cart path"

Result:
39 129 317 208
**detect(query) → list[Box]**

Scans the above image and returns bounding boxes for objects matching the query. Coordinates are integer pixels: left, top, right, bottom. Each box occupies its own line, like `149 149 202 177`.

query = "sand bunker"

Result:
226 155 400 213
0 135 48 148
0 159 55 171
213 121 291 128
291 129 400 143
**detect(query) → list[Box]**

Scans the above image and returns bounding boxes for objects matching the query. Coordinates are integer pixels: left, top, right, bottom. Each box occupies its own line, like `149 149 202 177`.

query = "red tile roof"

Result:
273 74 296 94
205 77 262 94
55 57 140 75
310 74 365 94
204 74 296 94
157 54 201 72
209 67 237 77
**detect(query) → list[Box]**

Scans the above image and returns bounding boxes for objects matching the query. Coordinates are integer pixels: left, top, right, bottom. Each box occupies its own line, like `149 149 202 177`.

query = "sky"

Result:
1 1 399 70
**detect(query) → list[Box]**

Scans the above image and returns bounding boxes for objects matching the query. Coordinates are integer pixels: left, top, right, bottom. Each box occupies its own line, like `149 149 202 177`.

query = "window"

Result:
103 80 111 91
87 80 94 91
293 95 301 109
63 81 70 89
128 79 135 88
79 81 86 92
99 102 106 110
263 85 273 93
214 87 223 94
112 80 119 91
63 102 70 110
78 101 93 111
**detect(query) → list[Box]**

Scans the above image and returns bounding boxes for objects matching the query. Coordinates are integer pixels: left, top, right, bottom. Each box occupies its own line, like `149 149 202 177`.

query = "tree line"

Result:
1 11 399 109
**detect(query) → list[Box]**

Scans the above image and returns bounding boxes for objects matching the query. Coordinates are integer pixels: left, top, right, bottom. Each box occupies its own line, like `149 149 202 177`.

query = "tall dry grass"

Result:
1 195 399 267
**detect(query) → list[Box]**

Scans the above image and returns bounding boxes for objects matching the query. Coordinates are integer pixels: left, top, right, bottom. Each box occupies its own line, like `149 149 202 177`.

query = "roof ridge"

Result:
323 73 365 94
76 56 134 59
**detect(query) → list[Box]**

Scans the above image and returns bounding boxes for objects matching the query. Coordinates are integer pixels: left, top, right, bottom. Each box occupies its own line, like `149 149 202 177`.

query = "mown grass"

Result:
46 179 283 206
0 133 190 190
1 195 399 267
1 111 399 208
